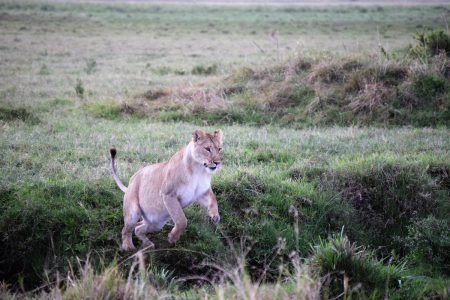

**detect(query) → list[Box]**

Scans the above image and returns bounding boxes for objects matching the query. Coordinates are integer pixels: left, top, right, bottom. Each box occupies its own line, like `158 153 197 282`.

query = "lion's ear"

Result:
192 130 205 142
214 129 223 144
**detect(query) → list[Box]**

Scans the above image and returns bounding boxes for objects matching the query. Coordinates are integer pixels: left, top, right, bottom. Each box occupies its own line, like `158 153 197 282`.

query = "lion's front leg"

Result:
198 188 220 224
162 193 188 244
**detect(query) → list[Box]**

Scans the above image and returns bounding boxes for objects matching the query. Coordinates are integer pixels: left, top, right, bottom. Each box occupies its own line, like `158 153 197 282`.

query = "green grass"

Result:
1 1 450 299
1 119 449 295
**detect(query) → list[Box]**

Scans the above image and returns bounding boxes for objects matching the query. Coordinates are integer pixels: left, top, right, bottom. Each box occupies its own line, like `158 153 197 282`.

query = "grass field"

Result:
1 1 450 299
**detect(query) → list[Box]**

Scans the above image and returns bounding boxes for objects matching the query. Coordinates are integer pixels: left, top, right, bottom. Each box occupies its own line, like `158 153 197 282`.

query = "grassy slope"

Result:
0 1 449 299
1 115 449 297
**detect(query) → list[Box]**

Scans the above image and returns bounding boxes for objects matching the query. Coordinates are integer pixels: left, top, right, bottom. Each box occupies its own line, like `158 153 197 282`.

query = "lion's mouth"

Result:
204 162 218 171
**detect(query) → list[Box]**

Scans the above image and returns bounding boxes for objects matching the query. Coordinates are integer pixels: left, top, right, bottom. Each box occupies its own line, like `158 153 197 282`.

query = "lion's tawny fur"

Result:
110 129 223 251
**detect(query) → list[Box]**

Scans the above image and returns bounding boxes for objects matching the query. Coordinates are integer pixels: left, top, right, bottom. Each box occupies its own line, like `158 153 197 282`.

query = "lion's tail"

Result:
109 148 128 193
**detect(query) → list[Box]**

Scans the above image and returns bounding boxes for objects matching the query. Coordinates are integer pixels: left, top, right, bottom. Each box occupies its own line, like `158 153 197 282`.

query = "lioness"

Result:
110 129 223 251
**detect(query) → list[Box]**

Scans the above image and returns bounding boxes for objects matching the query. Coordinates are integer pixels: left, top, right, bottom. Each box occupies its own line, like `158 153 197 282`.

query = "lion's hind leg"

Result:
135 221 155 249
121 195 141 251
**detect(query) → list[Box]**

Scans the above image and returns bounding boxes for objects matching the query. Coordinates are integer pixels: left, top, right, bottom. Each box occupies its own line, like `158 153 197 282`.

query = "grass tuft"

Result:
311 233 405 298
191 64 218 75
0 105 39 124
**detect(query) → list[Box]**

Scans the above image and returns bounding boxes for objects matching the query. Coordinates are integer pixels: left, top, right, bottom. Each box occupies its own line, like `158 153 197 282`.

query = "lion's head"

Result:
191 129 223 172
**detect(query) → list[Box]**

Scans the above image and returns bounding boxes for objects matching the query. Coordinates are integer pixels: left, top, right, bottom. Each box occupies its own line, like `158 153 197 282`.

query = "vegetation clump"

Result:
406 216 450 274
311 233 404 298
75 79 85 98
321 164 442 256
410 29 450 57
191 64 218 75
0 105 39 124
111 40 450 127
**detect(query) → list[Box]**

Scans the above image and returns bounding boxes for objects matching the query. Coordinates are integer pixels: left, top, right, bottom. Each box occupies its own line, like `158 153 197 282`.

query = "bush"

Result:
412 74 447 105
405 216 450 274
414 29 450 56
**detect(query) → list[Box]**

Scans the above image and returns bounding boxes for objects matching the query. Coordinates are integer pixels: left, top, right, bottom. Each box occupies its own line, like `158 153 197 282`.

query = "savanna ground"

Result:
0 0 449 299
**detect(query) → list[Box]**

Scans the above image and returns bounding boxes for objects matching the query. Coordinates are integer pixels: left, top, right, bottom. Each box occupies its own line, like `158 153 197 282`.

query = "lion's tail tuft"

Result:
109 148 128 193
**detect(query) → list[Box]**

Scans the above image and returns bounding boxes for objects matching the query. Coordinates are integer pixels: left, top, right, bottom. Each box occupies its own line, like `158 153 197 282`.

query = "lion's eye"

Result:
205 147 211 152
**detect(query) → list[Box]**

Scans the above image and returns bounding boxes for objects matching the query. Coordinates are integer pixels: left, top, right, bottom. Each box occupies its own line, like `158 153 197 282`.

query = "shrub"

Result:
414 29 450 56
412 74 447 105
405 216 450 274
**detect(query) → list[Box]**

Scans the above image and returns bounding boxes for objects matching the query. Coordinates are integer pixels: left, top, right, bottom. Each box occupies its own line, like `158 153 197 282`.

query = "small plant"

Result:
38 63 50 75
191 64 218 75
84 59 97 74
75 79 84 98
